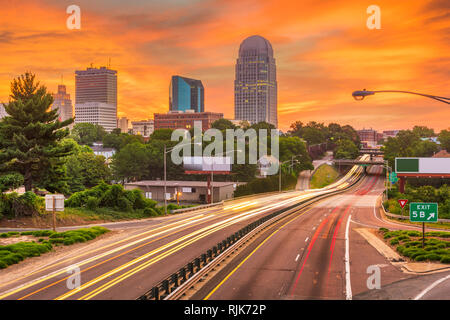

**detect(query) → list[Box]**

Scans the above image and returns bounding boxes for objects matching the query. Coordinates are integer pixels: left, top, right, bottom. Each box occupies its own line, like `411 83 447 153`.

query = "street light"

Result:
352 89 450 104
164 142 201 215
279 158 300 192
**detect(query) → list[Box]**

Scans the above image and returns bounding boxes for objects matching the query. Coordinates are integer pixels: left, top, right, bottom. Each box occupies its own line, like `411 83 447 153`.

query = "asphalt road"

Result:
193 166 450 300
0 161 365 300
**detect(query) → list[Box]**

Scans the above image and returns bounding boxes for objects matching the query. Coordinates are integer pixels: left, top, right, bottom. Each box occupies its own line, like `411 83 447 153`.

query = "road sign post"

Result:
409 202 438 248
398 199 408 216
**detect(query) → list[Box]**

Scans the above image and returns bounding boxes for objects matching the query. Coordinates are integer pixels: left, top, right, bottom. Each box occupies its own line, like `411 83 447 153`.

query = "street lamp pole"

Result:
352 89 450 104
279 159 300 192
164 144 167 215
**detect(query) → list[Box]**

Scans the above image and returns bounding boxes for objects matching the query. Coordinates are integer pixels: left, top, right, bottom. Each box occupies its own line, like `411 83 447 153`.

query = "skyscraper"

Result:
169 76 204 113
234 35 278 127
75 66 117 131
52 84 73 123
75 66 117 106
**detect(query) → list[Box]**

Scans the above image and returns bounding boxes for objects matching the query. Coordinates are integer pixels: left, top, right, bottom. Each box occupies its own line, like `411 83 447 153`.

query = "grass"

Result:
379 228 450 264
61 207 151 221
310 164 339 189
0 226 109 269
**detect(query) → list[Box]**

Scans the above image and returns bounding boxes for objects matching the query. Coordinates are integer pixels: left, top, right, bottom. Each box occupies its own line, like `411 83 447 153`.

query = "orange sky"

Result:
0 0 449 132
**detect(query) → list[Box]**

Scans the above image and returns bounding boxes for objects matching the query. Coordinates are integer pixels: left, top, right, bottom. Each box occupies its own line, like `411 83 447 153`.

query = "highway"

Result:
192 164 450 300
0 158 366 300
1 155 448 300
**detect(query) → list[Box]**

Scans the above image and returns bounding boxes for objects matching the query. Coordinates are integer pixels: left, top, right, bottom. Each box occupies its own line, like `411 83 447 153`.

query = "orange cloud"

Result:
0 0 448 132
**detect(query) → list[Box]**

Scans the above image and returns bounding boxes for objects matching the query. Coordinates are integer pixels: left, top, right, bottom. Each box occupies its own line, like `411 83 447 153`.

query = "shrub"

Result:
117 197 132 212
86 197 99 211
143 207 159 217
390 238 399 245
379 227 389 233
440 255 450 263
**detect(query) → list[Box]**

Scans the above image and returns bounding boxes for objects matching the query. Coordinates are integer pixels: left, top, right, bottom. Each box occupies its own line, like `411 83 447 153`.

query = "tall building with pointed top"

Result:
52 84 73 123
234 35 277 127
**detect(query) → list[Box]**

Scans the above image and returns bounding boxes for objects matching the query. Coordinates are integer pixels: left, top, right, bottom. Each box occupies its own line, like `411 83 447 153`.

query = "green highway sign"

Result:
389 172 398 183
409 203 438 222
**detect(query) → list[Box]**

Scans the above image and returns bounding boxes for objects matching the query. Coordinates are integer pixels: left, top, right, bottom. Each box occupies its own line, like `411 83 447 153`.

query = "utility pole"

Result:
164 144 167 215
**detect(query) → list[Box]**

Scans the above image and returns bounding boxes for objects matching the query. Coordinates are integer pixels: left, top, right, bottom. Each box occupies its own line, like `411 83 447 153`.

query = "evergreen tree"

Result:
0 72 74 192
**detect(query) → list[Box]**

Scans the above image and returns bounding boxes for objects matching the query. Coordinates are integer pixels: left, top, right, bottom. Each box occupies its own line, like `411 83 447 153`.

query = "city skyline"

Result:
0 0 449 132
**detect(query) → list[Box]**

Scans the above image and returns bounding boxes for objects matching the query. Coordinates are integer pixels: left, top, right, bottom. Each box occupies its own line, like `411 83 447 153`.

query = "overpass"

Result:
333 159 384 166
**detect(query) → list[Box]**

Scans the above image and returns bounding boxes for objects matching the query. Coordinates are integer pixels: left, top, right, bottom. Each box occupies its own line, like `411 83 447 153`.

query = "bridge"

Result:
359 148 384 156
333 159 384 166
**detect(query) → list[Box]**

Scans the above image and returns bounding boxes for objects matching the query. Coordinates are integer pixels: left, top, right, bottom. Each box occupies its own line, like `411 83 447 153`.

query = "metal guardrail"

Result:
137 171 365 300
171 201 224 214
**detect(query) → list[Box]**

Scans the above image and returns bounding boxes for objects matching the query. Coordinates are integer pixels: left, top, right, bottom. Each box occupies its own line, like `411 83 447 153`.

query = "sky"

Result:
0 0 449 132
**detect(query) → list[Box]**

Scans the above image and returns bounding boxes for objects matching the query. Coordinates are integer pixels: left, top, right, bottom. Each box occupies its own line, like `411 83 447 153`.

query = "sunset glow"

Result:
0 0 449 131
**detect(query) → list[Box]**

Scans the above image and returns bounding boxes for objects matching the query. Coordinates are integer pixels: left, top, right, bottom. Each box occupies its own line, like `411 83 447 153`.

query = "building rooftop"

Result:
239 35 273 57
433 150 450 158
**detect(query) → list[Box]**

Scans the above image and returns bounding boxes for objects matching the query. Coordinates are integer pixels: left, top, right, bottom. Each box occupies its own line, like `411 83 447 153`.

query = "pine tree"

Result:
0 72 74 192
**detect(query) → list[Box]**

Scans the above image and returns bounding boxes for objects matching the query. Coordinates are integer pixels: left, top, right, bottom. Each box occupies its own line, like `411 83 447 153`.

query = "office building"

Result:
117 117 129 133
169 76 204 113
74 66 118 132
132 120 154 137
0 104 7 119
154 111 223 131
234 35 278 127
74 102 117 132
75 66 117 106
52 84 73 123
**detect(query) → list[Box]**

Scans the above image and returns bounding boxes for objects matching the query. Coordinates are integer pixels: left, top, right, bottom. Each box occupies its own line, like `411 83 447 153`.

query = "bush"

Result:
143 207 159 217
86 197 99 211
440 255 450 263
117 197 132 212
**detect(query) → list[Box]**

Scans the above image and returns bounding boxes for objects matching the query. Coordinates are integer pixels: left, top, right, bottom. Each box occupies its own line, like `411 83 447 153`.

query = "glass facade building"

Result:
169 76 204 113
234 35 278 127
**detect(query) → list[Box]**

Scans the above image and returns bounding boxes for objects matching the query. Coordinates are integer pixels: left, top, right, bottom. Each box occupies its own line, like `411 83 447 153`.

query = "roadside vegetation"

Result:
384 184 450 219
310 164 339 189
0 226 109 269
379 228 450 264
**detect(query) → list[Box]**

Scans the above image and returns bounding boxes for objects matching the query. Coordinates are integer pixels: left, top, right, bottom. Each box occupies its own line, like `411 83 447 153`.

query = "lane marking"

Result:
295 254 300 262
414 274 450 300
304 237 309 242
344 214 352 300
204 206 315 300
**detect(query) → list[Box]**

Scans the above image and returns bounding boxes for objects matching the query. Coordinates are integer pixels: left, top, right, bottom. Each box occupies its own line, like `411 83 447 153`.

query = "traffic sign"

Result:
398 199 408 209
409 203 438 222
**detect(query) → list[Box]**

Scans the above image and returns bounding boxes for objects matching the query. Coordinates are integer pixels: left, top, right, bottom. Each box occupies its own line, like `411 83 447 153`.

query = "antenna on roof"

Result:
61 74 63 84
90 62 94 68
108 58 111 68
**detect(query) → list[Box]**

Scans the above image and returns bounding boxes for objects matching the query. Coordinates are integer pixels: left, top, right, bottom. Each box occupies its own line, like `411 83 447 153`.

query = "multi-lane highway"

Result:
0 156 448 300
192 165 450 300
0 157 366 300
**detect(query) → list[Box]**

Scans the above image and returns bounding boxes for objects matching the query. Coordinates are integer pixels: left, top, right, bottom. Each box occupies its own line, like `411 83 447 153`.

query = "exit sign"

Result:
409 203 438 222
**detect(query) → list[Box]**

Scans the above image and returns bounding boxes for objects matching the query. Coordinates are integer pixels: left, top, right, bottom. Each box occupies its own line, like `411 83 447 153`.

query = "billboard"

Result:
183 156 231 172
395 157 450 174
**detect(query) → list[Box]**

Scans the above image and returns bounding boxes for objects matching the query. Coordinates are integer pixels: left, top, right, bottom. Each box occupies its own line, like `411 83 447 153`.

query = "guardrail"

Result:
137 170 366 300
171 201 224 214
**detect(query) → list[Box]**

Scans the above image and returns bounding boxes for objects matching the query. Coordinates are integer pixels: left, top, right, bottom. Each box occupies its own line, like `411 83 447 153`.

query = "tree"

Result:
382 129 440 167
0 72 74 192
102 131 144 151
0 172 24 193
279 136 314 171
412 126 435 138
211 119 236 131
149 128 174 141
334 139 359 159
111 142 151 182
70 123 107 146
439 129 450 152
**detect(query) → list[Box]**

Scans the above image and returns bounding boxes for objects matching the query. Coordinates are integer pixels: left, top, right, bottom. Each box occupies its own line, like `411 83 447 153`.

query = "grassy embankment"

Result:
0 226 109 269
379 228 450 263
310 164 339 189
